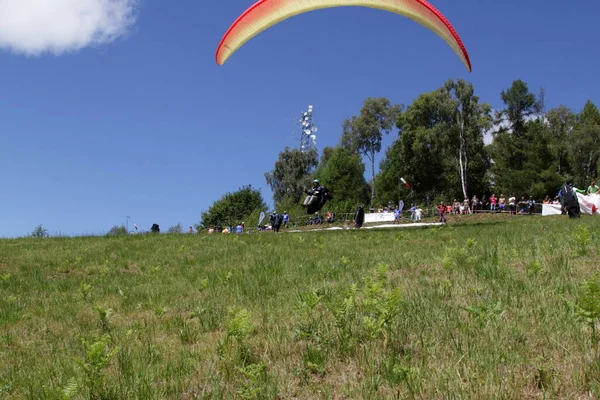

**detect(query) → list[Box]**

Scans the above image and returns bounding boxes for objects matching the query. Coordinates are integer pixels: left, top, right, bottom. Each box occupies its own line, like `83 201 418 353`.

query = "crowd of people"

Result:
369 180 600 225
429 180 599 223
443 194 538 216
192 181 600 234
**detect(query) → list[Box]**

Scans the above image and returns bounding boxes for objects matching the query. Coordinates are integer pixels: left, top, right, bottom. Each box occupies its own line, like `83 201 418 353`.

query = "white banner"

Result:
364 212 396 224
578 193 600 214
541 203 563 216
542 193 599 216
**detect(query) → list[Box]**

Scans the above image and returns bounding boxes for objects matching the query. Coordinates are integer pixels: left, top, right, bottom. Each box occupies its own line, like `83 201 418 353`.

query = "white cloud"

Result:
0 0 139 55
483 109 547 145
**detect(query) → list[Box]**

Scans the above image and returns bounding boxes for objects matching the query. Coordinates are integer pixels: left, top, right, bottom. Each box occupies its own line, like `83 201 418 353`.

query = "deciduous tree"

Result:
341 97 402 203
264 147 318 206
489 80 540 195
570 101 600 186
315 146 370 212
200 185 267 228
440 79 492 200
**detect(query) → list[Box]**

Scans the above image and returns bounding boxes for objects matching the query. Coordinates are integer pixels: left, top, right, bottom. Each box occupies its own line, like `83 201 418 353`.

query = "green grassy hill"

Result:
1 215 599 399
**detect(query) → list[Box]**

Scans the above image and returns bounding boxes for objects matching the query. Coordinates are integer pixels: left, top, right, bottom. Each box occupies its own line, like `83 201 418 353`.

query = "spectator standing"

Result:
453 199 460 214
587 181 599 195
508 195 516 215
282 212 289 229
463 198 470 214
415 207 423 222
489 194 497 213
527 196 535 214
471 195 479 213
518 196 527 214
437 202 447 224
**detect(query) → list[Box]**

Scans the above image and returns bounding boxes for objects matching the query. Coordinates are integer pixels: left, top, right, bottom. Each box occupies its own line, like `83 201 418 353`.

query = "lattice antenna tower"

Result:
298 104 318 152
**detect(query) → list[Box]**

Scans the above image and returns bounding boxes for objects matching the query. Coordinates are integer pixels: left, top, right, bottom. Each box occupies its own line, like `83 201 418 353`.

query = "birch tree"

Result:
441 79 492 200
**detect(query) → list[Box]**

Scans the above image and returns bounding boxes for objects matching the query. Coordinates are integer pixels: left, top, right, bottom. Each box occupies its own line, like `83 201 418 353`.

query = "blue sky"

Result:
0 0 598 237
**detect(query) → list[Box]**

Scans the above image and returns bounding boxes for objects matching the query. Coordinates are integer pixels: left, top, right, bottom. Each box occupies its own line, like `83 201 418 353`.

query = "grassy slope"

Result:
1 215 599 399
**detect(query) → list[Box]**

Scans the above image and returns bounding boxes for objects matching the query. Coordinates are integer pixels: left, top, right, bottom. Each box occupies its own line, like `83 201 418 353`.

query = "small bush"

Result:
107 225 127 237
30 224 48 238
168 223 183 234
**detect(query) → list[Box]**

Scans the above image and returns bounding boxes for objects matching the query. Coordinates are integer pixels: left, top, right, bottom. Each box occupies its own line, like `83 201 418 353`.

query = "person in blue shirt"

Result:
527 196 535 215
283 212 289 229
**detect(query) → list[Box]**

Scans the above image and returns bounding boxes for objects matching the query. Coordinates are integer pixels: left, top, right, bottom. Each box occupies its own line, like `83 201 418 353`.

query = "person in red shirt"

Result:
437 202 447 224
489 193 497 213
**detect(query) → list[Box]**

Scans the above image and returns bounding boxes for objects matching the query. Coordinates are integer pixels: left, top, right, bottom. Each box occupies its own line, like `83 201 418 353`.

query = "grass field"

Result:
1 215 599 399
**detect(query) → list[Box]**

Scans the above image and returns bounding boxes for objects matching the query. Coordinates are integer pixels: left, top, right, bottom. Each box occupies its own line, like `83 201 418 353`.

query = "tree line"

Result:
200 78 600 228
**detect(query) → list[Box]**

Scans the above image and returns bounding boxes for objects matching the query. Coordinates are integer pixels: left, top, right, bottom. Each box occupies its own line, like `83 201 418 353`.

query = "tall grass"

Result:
0 215 599 399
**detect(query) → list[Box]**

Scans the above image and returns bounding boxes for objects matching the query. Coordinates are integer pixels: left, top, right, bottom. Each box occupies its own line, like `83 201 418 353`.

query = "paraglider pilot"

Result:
303 179 332 214
270 212 283 233
354 205 365 229
303 179 323 207
559 182 581 218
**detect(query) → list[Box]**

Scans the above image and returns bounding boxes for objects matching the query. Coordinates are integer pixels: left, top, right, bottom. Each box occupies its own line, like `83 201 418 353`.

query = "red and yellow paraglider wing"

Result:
216 0 471 72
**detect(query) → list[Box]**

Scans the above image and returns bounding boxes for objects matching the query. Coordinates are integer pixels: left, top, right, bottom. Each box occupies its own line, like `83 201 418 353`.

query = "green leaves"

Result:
95 306 114 332
107 225 127 236
573 275 600 331
226 306 254 341
573 225 592 255
264 147 319 206
30 224 49 238
498 79 538 136
377 79 490 202
341 97 402 202
569 102 600 185
487 80 596 196
462 301 505 328
200 184 267 228
314 146 369 212
75 335 119 397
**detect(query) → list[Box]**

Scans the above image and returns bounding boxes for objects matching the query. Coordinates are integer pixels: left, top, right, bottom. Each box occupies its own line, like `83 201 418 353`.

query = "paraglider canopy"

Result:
216 0 472 72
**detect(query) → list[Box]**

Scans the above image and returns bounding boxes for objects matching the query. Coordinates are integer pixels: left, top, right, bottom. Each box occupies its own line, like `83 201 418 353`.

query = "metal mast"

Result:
298 104 318 152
